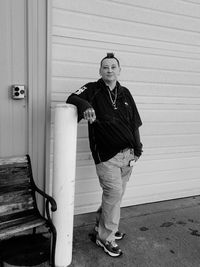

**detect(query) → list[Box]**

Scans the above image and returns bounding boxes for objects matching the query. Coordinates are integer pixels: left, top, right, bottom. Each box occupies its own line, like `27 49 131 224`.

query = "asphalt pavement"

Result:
70 196 200 267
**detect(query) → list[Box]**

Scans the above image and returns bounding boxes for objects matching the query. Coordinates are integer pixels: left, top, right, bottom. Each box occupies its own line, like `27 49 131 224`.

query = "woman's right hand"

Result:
83 108 96 123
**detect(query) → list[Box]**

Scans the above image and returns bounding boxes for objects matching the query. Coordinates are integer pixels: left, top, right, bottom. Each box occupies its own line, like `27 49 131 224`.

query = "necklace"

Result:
107 87 118 110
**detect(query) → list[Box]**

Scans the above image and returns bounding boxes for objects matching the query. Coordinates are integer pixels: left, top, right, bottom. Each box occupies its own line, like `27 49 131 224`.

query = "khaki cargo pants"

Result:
95 148 134 242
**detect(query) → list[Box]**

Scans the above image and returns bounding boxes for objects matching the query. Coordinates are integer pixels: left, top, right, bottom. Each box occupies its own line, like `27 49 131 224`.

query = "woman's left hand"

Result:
134 155 139 162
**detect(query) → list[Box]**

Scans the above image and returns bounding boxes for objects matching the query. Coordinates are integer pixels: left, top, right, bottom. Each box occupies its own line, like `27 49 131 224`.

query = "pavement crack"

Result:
189 228 200 237
139 227 149 231
160 222 174 227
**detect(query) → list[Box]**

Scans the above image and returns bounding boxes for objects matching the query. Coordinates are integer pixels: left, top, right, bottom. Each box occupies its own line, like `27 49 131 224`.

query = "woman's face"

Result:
99 58 121 83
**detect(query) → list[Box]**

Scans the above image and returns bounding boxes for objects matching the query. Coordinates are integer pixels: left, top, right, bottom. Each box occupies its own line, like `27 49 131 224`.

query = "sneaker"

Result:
94 224 99 232
115 231 126 240
96 238 122 257
94 225 125 240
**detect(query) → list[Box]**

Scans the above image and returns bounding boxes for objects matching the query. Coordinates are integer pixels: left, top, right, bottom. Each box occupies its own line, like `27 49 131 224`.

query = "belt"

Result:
120 148 134 154
120 148 129 153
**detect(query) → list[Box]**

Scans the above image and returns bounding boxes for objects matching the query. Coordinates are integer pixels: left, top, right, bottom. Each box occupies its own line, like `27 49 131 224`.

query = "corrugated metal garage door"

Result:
50 0 200 214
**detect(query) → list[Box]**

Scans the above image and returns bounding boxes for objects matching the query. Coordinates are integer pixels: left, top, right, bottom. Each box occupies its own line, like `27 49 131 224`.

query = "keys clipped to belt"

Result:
129 160 135 167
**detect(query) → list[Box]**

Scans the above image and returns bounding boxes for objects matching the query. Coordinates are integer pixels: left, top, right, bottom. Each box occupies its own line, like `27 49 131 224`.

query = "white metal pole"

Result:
52 104 77 267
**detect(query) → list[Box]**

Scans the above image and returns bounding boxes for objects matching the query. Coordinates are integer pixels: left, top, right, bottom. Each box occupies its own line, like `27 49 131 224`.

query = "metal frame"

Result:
26 154 57 267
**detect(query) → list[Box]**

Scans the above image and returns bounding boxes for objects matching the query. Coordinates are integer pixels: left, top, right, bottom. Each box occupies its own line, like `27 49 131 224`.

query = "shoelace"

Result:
109 240 118 247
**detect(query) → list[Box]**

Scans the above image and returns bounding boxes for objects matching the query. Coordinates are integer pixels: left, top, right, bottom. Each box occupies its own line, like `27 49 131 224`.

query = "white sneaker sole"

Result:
115 233 126 240
96 239 122 257
95 226 125 240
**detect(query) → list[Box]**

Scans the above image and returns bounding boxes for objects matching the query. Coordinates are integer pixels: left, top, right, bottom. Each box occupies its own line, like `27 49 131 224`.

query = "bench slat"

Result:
0 191 34 217
0 166 31 190
0 190 33 204
0 209 38 223
0 182 31 193
0 157 27 166
0 215 46 239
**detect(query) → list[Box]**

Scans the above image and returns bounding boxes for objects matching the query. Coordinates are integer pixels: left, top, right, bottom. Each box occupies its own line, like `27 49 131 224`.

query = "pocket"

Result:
121 165 133 182
96 162 105 177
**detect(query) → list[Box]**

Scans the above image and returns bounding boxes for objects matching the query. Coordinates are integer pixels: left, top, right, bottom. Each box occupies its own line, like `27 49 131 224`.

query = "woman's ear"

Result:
99 67 102 76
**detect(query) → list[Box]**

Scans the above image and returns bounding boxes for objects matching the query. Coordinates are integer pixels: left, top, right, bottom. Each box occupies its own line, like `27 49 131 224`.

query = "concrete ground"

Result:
70 196 200 267
1 196 200 267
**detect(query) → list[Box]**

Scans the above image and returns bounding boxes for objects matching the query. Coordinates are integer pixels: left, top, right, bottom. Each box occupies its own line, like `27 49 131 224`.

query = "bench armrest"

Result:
34 186 57 212
26 154 57 216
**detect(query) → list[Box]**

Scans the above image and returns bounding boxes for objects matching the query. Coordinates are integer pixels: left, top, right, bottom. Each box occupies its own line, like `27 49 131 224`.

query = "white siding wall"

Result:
50 0 200 214
0 0 27 157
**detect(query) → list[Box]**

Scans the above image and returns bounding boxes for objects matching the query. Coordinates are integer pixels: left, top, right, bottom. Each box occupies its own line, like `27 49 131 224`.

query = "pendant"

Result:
113 105 117 110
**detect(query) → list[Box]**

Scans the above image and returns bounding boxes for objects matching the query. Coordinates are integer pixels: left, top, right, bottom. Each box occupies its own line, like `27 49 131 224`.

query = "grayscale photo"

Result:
0 0 200 267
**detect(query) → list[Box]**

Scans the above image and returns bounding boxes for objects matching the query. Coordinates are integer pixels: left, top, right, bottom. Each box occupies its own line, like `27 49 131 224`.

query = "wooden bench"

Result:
0 155 57 267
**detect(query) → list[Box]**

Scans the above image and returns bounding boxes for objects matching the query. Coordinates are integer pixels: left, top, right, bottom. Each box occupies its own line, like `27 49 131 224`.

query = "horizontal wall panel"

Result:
75 179 200 215
105 0 200 18
76 149 200 166
142 110 200 122
75 168 200 194
52 42 200 71
76 134 200 152
52 61 200 85
52 77 200 97
53 9 200 46
52 0 200 33
52 37 200 64
75 157 200 180
53 27 200 55
52 92 200 110
75 122 200 139
121 179 200 209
